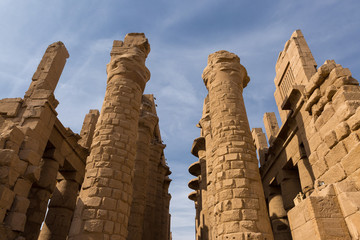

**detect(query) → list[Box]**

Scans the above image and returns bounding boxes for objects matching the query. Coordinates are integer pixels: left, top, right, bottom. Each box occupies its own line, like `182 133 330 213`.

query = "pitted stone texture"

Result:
69 33 151 240
201 50 273 239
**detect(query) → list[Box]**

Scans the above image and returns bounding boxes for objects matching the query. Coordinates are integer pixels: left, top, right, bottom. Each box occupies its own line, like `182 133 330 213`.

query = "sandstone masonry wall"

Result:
256 30 360 240
0 34 171 240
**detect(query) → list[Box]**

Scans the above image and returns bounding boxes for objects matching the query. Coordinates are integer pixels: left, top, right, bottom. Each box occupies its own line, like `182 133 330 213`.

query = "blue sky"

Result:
0 1 359 239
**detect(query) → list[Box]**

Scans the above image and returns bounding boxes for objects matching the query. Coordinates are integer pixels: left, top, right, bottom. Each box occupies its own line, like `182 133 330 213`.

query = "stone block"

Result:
316 217 351 239
325 85 337 101
316 143 330 160
334 76 359 88
305 88 321 112
312 159 328 179
328 66 352 81
83 196 102 207
288 202 307 230
0 166 19 187
319 163 346 184
324 142 347 168
323 130 338 149
342 132 360 152
101 197 117 210
24 165 40 182
347 106 360 131
341 143 360 175
4 212 26 231
0 185 15 209
335 101 360 122
0 98 22 117
18 149 41 166
308 132 322 153
345 212 360 240
337 192 360 217
335 122 350 141
84 219 104 233
0 149 19 167
241 209 258 220
104 220 114 234
83 209 96 219
14 178 32 197
10 195 30 213
220 210 241 222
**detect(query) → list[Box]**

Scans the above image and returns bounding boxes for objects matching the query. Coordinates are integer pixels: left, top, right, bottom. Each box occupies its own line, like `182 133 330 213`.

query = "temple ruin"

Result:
189 30 360 239
0 33 171 240
1 29 360 240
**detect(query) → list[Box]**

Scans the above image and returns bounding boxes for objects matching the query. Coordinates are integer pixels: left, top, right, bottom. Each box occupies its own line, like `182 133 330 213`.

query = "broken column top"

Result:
106 33 151 91
111 33 150 58
202 50 250 90
25 41 69 99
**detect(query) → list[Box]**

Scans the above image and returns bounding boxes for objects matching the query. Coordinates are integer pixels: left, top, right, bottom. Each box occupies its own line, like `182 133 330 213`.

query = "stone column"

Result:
263 112 279 146
38 172 80 240
202 50 273 239
251 128 268 166
268 187 291 240
142 141 165 240
161 179 171 240
296 158 314 196
153 160 169 238
198 97 214 240
78 110 100 149
68 33 150 240
277 170 302 211
127 98 158 240
23 147 62 240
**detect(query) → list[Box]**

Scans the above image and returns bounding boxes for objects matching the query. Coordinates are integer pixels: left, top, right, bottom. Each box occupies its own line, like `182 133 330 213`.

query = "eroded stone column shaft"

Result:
142 141 165 240
202 50 273 239
23 156 60 240
68 33 150 240
38 177 79 240
127 105 158 240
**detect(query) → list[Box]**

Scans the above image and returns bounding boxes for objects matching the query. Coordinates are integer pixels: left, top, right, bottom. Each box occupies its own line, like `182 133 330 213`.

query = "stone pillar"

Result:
127 98 158 240
78 110 100 149
161 179 171 240
268 187 291 240
38 172 80 240
277 170 302 211
153 160 169 238
68 33 150 240
23 147 62 240
251 128 268 166
142 141 165 240
263 112 279 145
202 50 273 239
198 97 214 240
297 157 314 197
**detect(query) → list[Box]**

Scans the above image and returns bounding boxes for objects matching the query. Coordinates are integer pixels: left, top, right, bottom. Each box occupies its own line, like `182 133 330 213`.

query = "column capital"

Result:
202 50 250 90
107 33 151 91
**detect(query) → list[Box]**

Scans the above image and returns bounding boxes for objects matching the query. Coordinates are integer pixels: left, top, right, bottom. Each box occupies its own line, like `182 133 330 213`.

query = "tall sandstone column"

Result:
127 96 158 240
68 33 150 240
202 51 273 239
